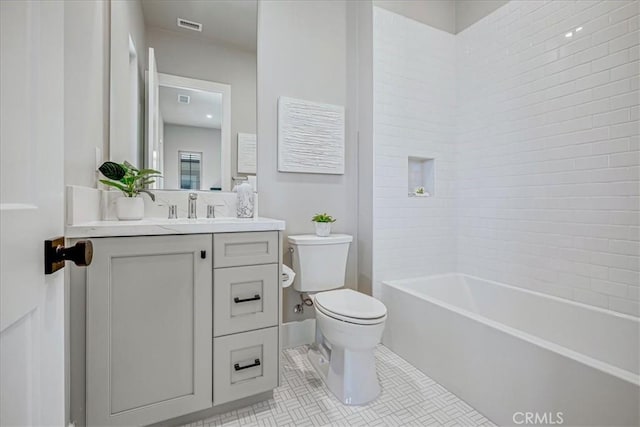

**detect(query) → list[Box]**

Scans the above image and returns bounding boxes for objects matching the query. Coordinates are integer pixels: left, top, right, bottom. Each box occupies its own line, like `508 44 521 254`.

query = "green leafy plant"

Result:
98 161 160 201
311 213 337 223
415 186 425 195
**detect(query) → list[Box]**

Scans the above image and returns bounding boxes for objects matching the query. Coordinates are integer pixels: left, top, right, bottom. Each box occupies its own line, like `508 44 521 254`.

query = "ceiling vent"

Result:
177 18 202 32
177 94 191 104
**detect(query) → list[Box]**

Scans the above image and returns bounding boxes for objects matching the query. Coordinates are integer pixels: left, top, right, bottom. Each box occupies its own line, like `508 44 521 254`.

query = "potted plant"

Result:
311 213 336 237
98 161 160 220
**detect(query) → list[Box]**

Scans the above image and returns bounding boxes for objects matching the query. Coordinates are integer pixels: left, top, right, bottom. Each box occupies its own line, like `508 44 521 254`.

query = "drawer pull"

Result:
234 358 261 371
234 294 261 304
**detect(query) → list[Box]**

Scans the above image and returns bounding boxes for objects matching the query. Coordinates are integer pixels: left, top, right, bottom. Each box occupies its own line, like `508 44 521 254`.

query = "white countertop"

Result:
66 217 286 238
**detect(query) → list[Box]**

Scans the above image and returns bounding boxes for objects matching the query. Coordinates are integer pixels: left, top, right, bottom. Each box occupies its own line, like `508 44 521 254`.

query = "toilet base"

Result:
308 344 381 406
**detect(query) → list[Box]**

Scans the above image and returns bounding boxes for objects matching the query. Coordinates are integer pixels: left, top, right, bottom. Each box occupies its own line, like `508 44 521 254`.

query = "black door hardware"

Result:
45 237 93 274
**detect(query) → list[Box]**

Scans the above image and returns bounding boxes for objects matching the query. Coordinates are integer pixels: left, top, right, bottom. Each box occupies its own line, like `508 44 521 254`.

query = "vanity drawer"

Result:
213 232 278 268
213 264 278 337
213 327 278 406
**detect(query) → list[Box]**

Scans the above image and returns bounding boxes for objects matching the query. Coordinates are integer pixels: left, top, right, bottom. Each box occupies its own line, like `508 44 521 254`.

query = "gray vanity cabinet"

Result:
86 235 213 427
212 231 280 406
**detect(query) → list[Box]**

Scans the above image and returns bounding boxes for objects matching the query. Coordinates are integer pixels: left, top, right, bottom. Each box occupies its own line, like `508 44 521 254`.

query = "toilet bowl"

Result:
310 289 387 405
287 234 387 405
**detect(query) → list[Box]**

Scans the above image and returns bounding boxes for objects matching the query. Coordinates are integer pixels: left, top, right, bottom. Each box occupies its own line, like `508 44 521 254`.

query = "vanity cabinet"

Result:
86 235 213 426
212 232 280 406
81 231 282 426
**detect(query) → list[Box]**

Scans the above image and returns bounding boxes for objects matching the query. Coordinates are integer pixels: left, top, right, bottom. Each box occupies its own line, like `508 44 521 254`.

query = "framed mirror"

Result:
109 0 257 192
148 71 231 190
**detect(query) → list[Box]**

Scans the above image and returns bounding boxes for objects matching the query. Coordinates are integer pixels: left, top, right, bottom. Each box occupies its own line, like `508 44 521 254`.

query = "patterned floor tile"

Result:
184 345 494 427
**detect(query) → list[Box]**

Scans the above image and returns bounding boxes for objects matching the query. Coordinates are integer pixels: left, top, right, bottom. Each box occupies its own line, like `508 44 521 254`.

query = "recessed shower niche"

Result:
408 156 435 197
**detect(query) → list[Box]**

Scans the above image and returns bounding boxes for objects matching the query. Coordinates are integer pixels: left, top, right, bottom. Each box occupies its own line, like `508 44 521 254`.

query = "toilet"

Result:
288 234 387 405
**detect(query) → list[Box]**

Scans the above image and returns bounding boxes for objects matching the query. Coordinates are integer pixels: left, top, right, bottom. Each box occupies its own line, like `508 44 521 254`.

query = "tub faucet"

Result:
188 193 198 219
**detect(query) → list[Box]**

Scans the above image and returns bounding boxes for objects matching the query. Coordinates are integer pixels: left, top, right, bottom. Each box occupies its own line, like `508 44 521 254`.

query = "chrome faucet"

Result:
207 204 225 218
188 193 198 219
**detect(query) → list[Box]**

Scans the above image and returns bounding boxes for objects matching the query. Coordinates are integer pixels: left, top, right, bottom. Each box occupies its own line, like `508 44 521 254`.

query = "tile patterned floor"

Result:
183 345 495 427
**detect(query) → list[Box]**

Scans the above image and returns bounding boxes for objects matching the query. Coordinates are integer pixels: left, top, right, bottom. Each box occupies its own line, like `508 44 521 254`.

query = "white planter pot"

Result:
314 222 332 237
116 196 144 221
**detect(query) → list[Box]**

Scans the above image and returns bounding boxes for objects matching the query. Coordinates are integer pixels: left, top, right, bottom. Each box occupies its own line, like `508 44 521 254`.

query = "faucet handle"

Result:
207 204 226 218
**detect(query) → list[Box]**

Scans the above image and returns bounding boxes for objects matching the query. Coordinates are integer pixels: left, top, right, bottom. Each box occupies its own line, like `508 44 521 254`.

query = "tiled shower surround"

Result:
374 1 639 316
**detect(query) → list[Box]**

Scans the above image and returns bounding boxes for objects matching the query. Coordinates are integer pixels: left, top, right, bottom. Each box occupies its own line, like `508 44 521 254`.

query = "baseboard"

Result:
152 391 273 427
280 319 315 349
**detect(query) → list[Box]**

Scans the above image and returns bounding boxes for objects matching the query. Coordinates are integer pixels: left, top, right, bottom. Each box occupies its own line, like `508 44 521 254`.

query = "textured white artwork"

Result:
278 97 345 174
237 133 257 174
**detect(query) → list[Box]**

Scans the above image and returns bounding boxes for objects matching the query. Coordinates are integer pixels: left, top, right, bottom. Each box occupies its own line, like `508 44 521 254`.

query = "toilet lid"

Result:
314 289 387 322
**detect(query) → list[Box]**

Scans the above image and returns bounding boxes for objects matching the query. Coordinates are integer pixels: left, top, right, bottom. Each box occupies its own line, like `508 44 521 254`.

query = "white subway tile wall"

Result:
373 1 639 316
373 7 458 286
457 0 639 316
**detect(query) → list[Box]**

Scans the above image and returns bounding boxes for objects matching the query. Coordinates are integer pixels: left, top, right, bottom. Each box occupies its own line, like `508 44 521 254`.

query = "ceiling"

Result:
374 0 508 34
141 0 257 52
159 86 222 129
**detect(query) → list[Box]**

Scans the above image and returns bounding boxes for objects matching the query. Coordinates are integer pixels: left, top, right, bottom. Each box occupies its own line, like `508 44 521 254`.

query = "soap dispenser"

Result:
235 179 254 218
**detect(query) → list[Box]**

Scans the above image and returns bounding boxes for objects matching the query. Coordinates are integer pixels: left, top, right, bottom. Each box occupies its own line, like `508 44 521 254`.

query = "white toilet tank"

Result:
288 234 353 292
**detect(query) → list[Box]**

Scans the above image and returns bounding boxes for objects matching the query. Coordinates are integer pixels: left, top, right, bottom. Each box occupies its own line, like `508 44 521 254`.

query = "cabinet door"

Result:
86 235 212 426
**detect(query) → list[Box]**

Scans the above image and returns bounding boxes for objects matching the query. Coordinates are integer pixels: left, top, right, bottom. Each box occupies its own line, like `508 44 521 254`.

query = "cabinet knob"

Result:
45 238 93 274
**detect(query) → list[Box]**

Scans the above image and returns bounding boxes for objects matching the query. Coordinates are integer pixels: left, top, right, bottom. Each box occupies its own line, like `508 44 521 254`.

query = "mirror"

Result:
109 0 257 191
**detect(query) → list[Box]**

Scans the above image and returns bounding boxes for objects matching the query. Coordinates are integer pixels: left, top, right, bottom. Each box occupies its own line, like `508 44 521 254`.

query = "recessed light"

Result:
206 114 213 119
576 26 583 32
565 32 573 38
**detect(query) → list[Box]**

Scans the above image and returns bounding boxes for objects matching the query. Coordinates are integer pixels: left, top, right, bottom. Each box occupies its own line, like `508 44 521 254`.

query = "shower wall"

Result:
456 0 639 316
372 7 457 290
372 1 639 316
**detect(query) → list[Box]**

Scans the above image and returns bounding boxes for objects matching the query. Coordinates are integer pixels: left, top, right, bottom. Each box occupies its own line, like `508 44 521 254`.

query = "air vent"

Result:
177 18 202 32
177 94 191 104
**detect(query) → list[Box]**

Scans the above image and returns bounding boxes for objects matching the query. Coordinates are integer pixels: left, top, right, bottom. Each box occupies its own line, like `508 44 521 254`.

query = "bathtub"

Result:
380 274 639 426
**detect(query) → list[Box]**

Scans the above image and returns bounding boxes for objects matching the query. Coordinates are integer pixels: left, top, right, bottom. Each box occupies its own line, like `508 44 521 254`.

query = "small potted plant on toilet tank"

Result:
98 161 160 220
312 213 336 237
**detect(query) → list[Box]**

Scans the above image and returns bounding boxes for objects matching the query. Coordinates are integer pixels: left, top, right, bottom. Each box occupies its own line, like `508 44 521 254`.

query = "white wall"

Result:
64 1 109 188
163 124 222 190
110 0 146 167
146 27 256 180
257 0 359 322
456 0 639 316
372 7 458 293
353 1 376 296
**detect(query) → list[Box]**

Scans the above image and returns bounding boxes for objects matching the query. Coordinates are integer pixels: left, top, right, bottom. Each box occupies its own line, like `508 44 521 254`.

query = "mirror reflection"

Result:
110 0 257 192
160 86 222 190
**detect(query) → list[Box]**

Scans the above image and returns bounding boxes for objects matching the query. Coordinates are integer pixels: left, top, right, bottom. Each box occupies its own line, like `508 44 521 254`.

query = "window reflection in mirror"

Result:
179 151 202 190
110 0 257 192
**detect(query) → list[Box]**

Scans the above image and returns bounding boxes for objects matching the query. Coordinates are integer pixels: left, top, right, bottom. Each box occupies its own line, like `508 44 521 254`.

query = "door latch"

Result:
44 237 93 274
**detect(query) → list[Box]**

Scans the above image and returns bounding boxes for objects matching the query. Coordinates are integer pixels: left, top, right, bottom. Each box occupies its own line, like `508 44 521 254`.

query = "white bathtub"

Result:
380 274 639 426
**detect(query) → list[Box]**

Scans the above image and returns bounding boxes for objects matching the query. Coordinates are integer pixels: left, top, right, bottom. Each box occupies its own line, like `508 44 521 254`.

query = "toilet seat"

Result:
314 289 387 325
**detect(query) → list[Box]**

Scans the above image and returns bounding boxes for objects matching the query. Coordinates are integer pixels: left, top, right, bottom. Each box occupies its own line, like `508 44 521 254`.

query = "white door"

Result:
0 1 66 426
146 47 160 188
